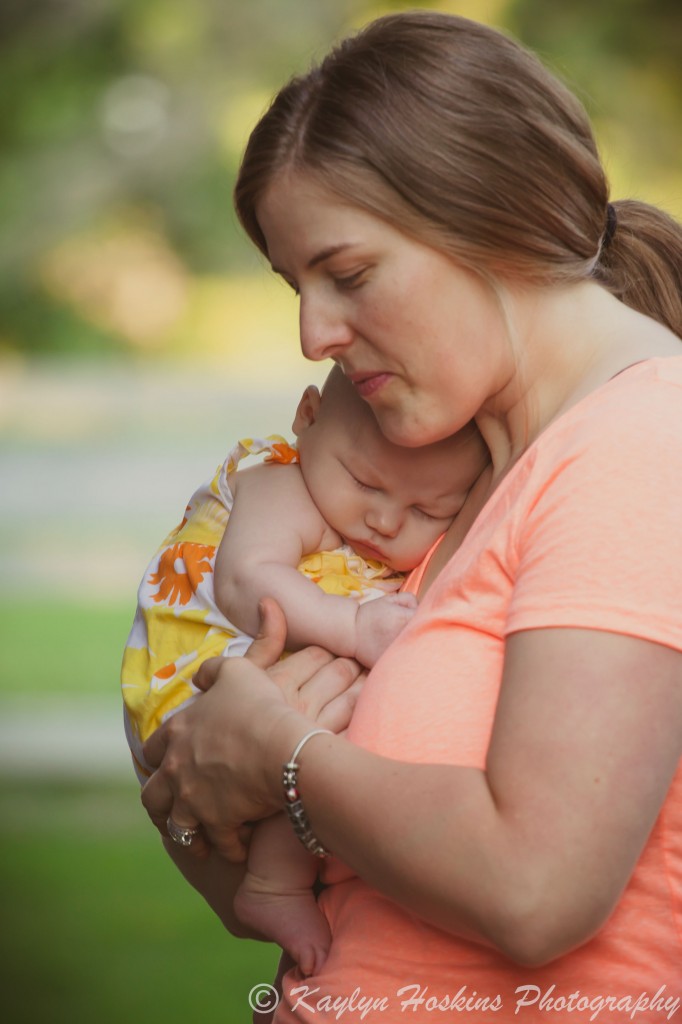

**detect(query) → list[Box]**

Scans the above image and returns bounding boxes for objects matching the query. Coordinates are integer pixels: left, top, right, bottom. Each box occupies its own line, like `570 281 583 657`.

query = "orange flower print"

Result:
155 663 177 679
149 543 215 606
265 442 300 465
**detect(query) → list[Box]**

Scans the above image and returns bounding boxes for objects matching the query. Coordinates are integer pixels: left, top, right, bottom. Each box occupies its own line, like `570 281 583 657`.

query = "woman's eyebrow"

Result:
271 243 357 277
307 243 354 269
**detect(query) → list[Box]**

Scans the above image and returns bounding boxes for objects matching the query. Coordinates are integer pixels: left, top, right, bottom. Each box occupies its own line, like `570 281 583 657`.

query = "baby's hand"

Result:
355 592 418 668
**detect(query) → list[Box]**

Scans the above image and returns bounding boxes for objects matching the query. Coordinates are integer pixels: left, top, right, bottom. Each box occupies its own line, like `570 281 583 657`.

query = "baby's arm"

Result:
215 463 415 664
216 462 356 653
354 591 418 667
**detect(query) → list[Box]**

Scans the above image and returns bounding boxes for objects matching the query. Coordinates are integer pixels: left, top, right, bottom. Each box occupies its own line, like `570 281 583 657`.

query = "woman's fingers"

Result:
140 655 292 858
315 672 366 732
193 598 287 694
195 599 363 722
250 595 366 724
139 600 363 862
266 644 360 718
293 656 363 721
246 597 288 668
202 822 251 863
165 804 211 859
140 758 175 831
141 717 169 770
193 656 229 692
141 759 247 861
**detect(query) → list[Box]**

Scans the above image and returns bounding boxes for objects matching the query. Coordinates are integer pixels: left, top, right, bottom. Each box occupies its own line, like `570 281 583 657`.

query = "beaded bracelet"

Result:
282 729 333 858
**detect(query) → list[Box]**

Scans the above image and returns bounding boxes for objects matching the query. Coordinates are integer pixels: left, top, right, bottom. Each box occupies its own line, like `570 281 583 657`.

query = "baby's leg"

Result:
234 813 331 977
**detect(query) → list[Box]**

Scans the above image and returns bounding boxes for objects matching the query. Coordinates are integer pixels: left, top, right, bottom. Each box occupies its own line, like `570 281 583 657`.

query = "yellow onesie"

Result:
121 435 402 782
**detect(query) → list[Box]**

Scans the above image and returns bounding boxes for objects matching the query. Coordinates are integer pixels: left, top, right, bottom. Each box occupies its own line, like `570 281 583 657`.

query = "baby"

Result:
122 366 488 975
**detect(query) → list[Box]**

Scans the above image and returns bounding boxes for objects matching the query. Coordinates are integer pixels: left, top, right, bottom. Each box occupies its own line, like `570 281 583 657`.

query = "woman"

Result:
141 11 682 1019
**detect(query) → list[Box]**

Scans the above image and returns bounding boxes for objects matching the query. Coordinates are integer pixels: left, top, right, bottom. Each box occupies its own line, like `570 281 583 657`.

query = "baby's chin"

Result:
394 539 449 573
385 552 426 573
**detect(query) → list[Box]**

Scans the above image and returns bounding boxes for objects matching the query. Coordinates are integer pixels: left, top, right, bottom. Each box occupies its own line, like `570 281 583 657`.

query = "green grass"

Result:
0 601 280 1020
0 779 280 1024
0 600 134 697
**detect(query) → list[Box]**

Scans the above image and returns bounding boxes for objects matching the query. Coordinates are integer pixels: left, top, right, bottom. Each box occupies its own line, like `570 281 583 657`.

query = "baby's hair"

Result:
235 10 682 338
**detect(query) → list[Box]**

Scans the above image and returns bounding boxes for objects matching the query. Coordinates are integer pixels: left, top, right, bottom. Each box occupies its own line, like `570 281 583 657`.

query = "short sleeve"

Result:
506 375 682 651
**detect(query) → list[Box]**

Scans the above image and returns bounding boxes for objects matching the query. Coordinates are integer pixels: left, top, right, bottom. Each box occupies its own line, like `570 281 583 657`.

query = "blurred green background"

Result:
1 0 680 1021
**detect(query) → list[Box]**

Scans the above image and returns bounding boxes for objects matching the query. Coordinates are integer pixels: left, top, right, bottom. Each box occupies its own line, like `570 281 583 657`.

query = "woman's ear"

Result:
292 385 321 436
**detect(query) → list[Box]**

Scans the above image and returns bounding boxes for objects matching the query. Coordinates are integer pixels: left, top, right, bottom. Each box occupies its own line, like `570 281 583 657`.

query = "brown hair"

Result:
234 10 682 337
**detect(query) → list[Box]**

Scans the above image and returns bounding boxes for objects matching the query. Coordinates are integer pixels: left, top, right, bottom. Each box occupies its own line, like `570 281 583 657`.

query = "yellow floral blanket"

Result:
121 435 402 781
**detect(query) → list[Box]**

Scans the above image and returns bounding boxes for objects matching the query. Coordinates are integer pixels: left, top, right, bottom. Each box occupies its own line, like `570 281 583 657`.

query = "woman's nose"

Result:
299 293 353 361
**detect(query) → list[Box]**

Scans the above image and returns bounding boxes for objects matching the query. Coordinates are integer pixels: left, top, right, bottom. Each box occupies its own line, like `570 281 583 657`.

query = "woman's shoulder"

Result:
647 351 682 387
541 354 682 457
511 354 682 531
483 354 682 534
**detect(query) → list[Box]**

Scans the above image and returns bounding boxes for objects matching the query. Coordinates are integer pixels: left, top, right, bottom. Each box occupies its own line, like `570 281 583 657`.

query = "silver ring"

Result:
166 816 200 847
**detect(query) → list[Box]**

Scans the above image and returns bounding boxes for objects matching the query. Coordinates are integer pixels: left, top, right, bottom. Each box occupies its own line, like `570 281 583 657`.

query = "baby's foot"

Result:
234 872 331 977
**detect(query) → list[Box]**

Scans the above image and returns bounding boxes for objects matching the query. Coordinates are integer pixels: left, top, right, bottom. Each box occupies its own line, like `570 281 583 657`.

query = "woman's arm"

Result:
294 627 682 966
143 613 682 966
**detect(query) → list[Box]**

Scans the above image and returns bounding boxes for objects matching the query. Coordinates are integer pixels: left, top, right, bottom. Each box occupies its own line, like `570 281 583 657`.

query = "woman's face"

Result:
256 172 512 447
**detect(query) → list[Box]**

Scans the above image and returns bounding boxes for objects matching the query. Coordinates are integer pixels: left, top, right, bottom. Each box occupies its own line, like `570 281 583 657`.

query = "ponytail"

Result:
595 200 682 339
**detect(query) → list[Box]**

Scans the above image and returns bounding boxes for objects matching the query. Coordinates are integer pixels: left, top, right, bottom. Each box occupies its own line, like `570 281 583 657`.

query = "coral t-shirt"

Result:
277 357 682 1022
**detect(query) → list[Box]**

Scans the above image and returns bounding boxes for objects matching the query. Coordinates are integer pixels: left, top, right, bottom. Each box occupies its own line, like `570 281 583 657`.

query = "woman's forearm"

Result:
160 717 593 965
270 730 638 968
279 736 534 958
273 630 682 967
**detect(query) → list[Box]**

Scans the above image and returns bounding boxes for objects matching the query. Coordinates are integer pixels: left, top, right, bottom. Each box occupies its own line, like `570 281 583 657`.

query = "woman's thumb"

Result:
246 597 288 668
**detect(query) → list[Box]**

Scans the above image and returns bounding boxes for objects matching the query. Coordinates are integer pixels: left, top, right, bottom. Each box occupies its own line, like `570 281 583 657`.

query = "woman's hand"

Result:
140 599 364 861
194 603 366 731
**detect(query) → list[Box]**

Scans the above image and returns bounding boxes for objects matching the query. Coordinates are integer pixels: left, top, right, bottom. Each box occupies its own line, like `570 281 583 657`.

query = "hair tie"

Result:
603 202 618 249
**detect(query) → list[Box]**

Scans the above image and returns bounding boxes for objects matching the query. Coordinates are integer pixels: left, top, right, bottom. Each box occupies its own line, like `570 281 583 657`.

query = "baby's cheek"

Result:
416 524 449 564
396 530 438 572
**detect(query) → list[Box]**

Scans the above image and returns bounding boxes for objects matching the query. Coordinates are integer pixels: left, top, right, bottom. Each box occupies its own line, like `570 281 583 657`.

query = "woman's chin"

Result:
374 412 442 449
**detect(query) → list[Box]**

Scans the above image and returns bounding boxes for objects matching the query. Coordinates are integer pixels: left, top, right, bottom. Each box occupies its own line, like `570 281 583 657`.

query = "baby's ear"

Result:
292 385 321 435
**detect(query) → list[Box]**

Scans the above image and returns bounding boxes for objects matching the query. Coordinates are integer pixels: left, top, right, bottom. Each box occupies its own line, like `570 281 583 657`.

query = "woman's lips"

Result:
347 372 392 399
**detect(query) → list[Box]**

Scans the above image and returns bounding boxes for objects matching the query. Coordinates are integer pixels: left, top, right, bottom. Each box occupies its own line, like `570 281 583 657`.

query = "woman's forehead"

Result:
257 173 387 266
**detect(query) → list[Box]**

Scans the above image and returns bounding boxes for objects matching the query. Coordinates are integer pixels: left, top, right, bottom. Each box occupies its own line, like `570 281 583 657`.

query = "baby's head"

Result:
293 367 488 571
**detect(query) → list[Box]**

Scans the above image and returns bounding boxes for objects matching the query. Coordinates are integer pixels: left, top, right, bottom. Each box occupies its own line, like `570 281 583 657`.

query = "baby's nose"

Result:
366 503 402 538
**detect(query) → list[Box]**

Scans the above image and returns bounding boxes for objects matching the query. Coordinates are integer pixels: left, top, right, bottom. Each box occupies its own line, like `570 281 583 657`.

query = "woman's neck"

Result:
475 279 680 482
419 282 681 597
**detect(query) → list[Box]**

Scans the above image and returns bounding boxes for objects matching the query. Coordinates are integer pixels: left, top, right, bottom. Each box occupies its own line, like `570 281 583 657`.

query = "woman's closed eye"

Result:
333 269 368 291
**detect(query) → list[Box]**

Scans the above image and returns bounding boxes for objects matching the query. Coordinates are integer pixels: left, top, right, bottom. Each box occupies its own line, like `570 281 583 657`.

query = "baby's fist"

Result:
355 592 418 668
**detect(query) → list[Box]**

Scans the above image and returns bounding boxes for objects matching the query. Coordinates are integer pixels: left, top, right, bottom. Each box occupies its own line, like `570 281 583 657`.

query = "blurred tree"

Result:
0 0 365 355
506 0 682 206
0 0 679 358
